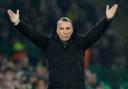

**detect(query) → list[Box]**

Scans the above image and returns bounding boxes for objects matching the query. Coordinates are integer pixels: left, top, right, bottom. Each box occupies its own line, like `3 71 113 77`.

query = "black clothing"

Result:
14 16 111 89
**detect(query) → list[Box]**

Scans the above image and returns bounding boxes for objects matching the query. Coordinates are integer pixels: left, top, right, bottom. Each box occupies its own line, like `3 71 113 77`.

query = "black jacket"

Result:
14 16 111 89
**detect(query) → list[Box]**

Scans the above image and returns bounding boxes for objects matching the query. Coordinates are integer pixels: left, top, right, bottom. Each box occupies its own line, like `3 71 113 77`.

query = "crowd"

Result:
0 49 113 89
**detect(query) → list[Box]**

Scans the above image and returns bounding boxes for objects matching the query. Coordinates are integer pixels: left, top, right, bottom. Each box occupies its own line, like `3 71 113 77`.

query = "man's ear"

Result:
56 28 59 34
71 28 74 35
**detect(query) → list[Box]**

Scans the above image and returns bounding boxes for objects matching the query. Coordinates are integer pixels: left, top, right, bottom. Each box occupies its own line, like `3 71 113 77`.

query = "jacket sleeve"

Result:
14 20 49 50
81 16 112 49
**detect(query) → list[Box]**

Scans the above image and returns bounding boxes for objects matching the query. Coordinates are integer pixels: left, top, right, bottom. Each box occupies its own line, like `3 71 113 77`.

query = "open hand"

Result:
7 9 20 24
106 4 118 19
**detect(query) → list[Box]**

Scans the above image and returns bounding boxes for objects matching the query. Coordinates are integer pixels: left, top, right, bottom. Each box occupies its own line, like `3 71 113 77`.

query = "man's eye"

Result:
66 27 70 30
60 28 64 30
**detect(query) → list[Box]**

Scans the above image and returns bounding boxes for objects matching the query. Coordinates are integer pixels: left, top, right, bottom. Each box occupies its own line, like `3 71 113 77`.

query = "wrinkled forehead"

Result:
57 17 72 26
57 21 73 28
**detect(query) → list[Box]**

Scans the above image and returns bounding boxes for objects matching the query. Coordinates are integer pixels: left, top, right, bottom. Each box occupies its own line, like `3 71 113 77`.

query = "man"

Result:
7 4 118 89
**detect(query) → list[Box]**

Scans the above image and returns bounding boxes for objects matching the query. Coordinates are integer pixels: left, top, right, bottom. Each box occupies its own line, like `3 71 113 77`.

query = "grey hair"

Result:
57 17 72 25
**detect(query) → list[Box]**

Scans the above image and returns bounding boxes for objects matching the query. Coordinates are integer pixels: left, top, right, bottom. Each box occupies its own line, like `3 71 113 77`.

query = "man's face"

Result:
57 21 73 42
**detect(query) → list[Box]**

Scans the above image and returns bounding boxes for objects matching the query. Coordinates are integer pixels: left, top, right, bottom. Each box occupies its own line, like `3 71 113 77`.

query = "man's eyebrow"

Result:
66 27 70 29
60 27 64 29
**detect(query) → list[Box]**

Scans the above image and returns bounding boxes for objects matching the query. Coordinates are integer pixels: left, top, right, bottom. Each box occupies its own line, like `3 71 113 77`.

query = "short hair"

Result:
57 17 72 25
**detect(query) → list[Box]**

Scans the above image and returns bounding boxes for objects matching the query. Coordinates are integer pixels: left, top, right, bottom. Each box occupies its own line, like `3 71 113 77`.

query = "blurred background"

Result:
0 0 128 89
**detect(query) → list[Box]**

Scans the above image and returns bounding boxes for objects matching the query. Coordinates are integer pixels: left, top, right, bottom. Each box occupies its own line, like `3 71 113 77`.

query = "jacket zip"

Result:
63 42 67 48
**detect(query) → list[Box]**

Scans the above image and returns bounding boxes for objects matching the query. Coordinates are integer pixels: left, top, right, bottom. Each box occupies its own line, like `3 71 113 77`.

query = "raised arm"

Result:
7 9 48 50
81 4 118 49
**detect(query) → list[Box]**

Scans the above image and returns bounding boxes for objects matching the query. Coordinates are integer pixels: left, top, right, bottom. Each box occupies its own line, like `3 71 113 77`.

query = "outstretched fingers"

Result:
7 9 15 18
112 4 118 12
106 5 109 11
17 10 19 15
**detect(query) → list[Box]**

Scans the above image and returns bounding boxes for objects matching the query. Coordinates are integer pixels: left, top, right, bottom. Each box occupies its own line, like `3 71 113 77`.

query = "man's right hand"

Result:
7 9 20 25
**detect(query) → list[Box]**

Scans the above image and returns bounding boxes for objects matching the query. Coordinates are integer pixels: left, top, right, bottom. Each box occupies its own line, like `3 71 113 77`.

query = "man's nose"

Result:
64 29 67 34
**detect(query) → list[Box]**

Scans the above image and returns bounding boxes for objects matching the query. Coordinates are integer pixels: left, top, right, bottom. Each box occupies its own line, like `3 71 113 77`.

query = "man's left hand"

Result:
106 4 118 19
